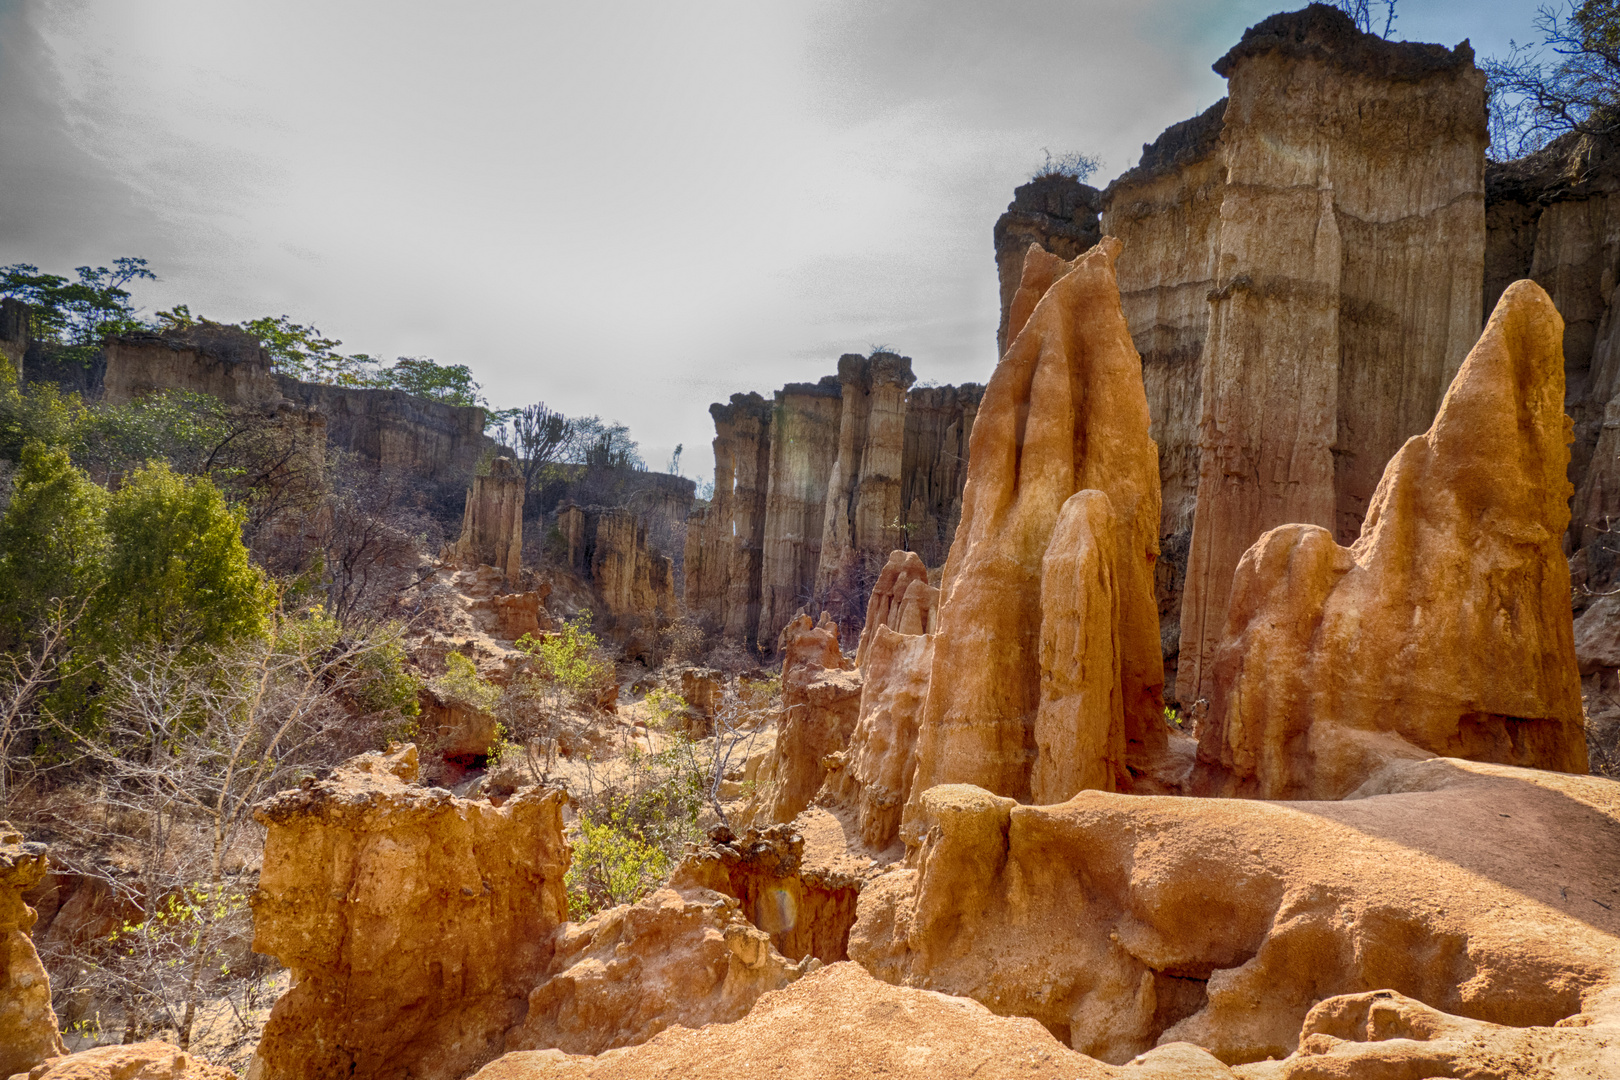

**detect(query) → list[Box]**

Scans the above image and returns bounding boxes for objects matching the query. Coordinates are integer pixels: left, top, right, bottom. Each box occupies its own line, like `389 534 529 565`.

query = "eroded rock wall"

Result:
900 383 984 568
758 377 843 646
452 456 525 579
993 175 1102 356
1 823 65 1079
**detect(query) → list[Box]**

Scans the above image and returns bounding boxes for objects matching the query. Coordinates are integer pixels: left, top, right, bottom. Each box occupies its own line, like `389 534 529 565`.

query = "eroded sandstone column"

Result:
757 377 844 646
723 395 774 646
993 175 1102 356
900 383 984 568
0 823 65 1078
1195 281 1588 799
853 550 934 669
902 239 1164 823
453 455 525 579
1176 9 1487 708
249 746 569 1080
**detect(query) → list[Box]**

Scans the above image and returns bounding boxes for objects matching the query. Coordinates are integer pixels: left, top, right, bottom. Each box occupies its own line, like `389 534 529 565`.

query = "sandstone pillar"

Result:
757 377 844 646
722 394 773 646
993 175 1102 356
0 823 65 1078
453 456 524 579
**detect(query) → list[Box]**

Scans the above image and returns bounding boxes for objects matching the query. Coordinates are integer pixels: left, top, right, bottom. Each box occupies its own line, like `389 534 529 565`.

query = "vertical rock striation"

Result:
900 384 984 568
992 175 1103 356
758 377 844 647
1173 9 1488 709
452 456 525 579
903 239 1163 825
1195 281 1588 800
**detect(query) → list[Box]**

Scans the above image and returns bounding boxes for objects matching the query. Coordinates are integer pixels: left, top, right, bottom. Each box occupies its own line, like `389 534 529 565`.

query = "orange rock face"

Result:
852 550 935 668
1195 280 1588 800
504 887 808 1057
750 614 861 824
904 238 1164 821
0 823 64 1078
247 746 570 1080
851 758 1620 1068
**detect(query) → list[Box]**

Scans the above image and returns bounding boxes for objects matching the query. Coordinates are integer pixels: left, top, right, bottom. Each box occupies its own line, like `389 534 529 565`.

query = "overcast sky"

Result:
0 0 1541 479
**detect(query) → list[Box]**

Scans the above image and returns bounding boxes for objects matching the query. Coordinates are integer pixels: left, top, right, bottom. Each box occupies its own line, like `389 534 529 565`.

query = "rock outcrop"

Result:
247 746 570 1080
1 824 64 1079
504 887 807 1056
1195 280 1588 799
17 1042 236 1080
451 457 525 579
746 614 861 825
100 324 284 407
993 175 1103 356
686 364 982 652
670 826 861 964
555 503 676 626
852 550 935 669
851 757 1620 1068
903 238 1163 823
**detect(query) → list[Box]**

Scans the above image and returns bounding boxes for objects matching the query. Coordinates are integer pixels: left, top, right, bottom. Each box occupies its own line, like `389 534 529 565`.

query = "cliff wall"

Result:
1004 7 1487 702
686 359 983 652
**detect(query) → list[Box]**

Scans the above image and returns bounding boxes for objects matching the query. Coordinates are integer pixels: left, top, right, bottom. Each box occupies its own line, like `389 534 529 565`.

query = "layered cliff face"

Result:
557 503 677 626
101 324 285 407
687 362 982 652
992 175 1103 356
1005 10 1487 701
1194 281 1588 799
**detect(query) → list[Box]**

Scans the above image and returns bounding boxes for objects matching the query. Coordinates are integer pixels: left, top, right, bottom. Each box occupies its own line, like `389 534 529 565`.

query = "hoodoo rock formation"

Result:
686 360 982 651
851 549 936 669
851 758 1620 1068
451 456 525 579
903 238 1164 822
247 746 571 1080
555 503 677 626
1 823 65 1079
1195 281 1588 799
995 8 1488 699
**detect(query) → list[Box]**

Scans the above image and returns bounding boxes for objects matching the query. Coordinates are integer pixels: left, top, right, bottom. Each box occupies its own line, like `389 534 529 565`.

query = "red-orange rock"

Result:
1194 280 1588 800
0 824 64 1078
904 238 1163 824
14 1041 235 1080
853 550 934 668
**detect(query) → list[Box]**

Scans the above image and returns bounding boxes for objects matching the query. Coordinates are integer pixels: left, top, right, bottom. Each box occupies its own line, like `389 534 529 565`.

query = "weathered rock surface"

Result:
745 615 861 825
852 550 935 668
851 757 1620 1068
670 825 862 964
993 175 1103 357
468 962 1243 1080
13 1041 236 1080
452 456 524 580
247 746 570 1080
504 887 807 1056
1195 280 1587 799
1160 9 1488 708
0 824 64 1079
553 503 676 626
823 625 934 854
101 324 284 407
904 238 1163 822
687 364 981 651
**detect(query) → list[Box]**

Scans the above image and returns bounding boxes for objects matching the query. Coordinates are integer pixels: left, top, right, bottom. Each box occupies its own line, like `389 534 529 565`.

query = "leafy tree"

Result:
0 442 109 648
1485 1 1620 158
74 390 236 482
0 257 156 351
98 462 274 651
238 314 380 386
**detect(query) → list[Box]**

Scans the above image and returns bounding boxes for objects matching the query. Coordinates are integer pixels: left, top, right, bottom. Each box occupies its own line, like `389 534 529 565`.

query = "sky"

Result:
0 0 1544 480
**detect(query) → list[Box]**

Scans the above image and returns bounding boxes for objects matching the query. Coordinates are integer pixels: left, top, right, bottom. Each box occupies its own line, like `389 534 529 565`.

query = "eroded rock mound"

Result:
850 758 1620 1068
504 888 809 1056
852 549 935 668
904 238 1163 822
1 823 65 1078
247 746 570 1080
17 1041 235 1080
1195 279 1588 800
468 962 1237 1080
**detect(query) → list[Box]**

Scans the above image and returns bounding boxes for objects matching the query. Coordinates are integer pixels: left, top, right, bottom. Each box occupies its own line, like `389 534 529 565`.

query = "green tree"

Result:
99 462 274 650
0 257 156 350
375 357 486 407
238 314 381 386
0 442 109 648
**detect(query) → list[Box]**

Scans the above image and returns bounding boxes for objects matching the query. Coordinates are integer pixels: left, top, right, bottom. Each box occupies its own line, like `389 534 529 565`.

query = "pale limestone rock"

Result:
1195 281 1587 800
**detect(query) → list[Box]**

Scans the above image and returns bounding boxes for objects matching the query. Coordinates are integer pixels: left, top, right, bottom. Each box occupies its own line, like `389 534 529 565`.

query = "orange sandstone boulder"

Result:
0 823 64 1078
246 746 570 1080
14 1042 234 1080
850 758 1620 1068
504 888 809 1056
1195 279 1588 800
467 962 1238 1080
904 238 1163 823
